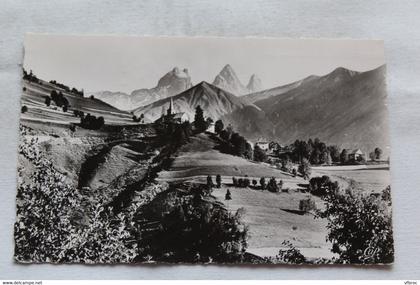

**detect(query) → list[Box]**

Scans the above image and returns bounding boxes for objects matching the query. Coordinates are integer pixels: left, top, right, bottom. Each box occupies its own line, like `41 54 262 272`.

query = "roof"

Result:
172 112 187 119
344 148 363 154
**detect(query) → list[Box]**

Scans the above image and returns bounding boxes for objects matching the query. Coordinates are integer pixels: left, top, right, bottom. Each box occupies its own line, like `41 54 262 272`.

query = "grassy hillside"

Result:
21 78 135 128
157 132 333 259
158 133 300 185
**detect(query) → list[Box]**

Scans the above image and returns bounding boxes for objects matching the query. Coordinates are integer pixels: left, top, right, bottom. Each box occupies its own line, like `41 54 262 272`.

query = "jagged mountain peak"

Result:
213 64 250 96
247 74 263 93
157 66 192 87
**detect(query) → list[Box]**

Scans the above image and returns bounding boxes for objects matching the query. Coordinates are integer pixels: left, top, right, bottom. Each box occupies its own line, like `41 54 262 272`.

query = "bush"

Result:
225 189 232 200
274 240 306 264
299 197 316 212
309 176 338 197
259 177 266 190
45 96 51 106
80 114 105 130
21 105 28 113
50 90 69 108
267 177 279 193
317 184 394 264
206 175 214 189
232 177 237 187
216 174 222 188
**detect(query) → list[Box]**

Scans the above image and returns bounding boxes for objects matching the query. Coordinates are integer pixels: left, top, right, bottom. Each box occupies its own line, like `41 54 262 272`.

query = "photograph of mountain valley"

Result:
15 35 393 265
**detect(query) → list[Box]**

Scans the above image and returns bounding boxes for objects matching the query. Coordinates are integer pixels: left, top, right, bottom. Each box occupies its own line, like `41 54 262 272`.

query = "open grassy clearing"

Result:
211 186 334 259
311 166 390 193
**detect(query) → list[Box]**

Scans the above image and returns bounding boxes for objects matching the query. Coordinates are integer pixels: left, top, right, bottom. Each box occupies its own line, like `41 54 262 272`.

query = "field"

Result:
311 165 390 194
159 133 335 259
212 187 334 259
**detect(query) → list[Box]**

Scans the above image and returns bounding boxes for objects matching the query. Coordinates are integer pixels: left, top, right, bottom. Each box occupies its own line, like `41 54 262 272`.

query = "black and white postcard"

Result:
15 35 393 264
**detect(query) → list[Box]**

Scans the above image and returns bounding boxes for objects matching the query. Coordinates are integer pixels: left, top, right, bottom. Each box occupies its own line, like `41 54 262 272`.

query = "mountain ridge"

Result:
253 65 388 154
93 67 192 111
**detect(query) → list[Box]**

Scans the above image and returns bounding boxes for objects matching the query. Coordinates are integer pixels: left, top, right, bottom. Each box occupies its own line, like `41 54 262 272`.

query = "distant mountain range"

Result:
93 67 193 111
134 65 388 154
96 63 388 154
93 64 263 110
253 65 389 154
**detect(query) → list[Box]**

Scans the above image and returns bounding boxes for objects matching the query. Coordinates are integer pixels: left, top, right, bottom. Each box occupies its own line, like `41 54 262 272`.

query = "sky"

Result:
24 34 385 94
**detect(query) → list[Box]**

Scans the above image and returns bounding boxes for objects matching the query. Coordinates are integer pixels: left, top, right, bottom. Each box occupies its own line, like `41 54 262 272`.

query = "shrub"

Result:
45 96 51 106
80 113 105 130
225 189 232 200
216 174 222 188
259 177 266 190
267 177 279 193
206 175 214 189
215 119 224 134
252 179 257 187
317 184 394 264
309 176 338 197
21 105 28 113
272 240 306 264
232 177 237 187
299 197 316 212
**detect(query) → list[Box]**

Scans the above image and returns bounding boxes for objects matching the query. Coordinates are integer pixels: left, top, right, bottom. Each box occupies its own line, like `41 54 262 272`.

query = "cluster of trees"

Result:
80 113 105 130
308 175 339 197
214 119 253 159
23 69 40 83
138 183 248 262
46 90 70 111
369 147 383 161
232 176 283 193
49 80 84 96
132 113 144 123
73 110 85 118
288 138 340 165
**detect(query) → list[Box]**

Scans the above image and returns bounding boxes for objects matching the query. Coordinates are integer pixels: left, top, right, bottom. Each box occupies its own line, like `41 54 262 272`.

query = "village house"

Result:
345 149 365 162
255 138 269 151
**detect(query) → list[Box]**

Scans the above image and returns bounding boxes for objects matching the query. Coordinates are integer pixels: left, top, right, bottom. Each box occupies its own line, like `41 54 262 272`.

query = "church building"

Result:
154 97 189 124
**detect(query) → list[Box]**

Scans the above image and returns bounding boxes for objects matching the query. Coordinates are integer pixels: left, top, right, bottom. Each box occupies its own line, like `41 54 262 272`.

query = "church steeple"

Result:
167 97 173 116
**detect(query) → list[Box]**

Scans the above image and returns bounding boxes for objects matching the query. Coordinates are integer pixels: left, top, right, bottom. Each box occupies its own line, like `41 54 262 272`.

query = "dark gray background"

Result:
1 0 419 279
